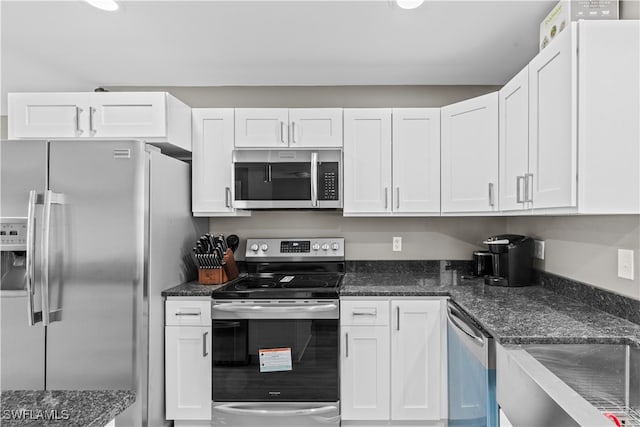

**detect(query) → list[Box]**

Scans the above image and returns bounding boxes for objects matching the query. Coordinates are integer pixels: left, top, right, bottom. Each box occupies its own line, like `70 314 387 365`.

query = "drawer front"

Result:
165 300 211 326
340 300 389 326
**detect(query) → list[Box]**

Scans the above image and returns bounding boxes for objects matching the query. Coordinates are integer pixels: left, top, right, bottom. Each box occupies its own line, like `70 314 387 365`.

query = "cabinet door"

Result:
234 108 289 147
528 26 577 209
289 108 343 148
165 326 212 421
341 325 390 420
392 108 441 213
391 300 442 421
8 92 89 138
192 108 235 214
499 67 530 212
343 109 392 214
90 92 167 138
441 92 499 213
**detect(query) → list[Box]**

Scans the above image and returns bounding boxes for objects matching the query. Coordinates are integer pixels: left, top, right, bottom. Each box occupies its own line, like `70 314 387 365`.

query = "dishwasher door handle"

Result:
447 304 485 346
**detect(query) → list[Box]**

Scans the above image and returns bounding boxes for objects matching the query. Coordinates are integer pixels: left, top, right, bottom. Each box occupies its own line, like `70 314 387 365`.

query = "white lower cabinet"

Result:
341 298 445 426
165 299 211 426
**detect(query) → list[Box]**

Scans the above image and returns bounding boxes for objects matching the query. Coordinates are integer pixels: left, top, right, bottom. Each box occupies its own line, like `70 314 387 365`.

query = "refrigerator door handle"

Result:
26 190 42 326
41 190 65 326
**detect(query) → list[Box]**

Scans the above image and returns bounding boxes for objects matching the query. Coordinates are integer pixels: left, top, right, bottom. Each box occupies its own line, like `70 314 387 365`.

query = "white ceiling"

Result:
1 0 556 112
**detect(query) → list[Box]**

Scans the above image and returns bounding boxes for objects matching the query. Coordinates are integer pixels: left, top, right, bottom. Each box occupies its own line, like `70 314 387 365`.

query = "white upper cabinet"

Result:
343 109 393 214
441 92 499 214
8 92 191 153
499 67 531 212
392 109 441 214
234 108 343 148
577 21 640 214
191 108 249 217
234 108 290 148
288 108 343 148
528 26 577 210
344 108 440 216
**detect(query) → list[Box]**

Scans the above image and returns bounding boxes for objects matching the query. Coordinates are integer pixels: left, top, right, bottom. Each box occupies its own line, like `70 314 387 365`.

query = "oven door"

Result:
211 300 339 403
232 150 342 209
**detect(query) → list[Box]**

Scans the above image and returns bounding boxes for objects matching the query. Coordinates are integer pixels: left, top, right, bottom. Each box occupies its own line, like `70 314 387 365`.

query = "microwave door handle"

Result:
310 152 319 207
26 190 41 326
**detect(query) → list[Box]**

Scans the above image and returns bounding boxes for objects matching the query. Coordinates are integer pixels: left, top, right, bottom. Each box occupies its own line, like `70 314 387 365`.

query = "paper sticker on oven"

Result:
259 348 292 373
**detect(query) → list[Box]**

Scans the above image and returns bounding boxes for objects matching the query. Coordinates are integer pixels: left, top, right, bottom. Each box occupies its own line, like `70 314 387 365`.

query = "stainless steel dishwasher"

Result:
447 300 498 427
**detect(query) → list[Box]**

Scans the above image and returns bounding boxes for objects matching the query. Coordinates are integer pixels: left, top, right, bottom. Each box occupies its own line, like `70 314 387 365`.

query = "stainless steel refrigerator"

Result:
0 139 206 426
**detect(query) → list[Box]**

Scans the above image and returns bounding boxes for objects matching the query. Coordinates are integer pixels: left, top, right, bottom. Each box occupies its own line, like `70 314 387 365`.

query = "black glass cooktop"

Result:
213 273 343 299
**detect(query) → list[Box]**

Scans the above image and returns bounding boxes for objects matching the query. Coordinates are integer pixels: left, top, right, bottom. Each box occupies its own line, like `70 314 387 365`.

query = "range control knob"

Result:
312 243 320 251
250 243 259 252
260 244 269 252
331 242 340 251
321 243 330 251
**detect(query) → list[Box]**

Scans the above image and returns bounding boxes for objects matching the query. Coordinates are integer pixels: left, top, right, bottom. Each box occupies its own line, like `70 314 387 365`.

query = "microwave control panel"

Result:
318 163 339 201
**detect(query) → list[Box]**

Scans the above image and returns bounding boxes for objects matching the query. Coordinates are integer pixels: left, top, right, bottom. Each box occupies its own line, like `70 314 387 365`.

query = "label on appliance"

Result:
259 348 293 373
279 276 295 283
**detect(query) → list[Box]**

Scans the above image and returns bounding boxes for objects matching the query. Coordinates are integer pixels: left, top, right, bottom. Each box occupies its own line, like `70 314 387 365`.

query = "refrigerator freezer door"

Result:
0 293 45 389
44 140 144 389
0 140 48 218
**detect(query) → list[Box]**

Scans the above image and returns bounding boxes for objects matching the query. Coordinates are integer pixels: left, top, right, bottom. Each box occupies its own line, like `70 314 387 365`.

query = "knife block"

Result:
198 249 239 285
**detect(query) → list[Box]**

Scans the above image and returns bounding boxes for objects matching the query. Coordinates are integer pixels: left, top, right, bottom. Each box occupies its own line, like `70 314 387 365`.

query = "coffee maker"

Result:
482 234 534 287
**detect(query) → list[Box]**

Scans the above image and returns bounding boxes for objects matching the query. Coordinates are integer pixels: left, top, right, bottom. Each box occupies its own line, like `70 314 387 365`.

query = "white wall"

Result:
211 211 506 261
507 216 640 300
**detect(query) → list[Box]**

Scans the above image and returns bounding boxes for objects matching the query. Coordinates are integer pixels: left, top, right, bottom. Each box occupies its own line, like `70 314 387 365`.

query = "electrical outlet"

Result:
392 236 402 252
618 249 634 280
534 240 545 260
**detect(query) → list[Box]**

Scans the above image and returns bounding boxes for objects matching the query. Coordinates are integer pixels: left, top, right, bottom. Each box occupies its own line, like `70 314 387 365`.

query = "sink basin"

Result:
497 343 640 427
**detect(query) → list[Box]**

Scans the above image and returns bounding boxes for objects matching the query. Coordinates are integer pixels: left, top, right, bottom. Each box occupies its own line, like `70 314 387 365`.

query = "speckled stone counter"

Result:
162 280 227 297
0 390 135 427
341 272 640 348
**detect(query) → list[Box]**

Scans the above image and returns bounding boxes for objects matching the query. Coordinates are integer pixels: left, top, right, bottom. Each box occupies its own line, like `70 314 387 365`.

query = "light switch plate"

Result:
392 236 402 252
534 240 545 260
617 249 634 280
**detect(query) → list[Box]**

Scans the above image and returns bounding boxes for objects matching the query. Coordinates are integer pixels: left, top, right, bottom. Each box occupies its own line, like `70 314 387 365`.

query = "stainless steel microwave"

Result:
232 150 342 209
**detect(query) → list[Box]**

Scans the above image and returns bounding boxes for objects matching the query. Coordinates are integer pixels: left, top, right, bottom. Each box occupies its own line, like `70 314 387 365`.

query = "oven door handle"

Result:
213 303 337 313
214 403 338 417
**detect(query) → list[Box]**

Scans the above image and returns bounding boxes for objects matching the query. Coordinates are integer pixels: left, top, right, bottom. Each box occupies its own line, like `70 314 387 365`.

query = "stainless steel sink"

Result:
497 343 640 427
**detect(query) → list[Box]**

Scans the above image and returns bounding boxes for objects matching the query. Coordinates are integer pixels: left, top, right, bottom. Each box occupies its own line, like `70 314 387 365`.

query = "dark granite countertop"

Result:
0 390 135 427
341 272 640 347
162 268 640 348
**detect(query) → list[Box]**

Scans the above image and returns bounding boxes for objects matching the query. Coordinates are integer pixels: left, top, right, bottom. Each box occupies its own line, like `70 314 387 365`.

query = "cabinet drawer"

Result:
341 300 389 326
165 300 211 326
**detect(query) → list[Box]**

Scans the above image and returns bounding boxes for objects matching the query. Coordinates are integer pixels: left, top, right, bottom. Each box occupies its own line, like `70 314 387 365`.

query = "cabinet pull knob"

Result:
488 182 495 207
516 176 525 203
345 332 349 358
75 107 84 134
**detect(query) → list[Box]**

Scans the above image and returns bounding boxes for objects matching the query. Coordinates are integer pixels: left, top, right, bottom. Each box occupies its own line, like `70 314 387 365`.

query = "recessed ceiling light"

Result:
396 0 424 10
85 0 119 12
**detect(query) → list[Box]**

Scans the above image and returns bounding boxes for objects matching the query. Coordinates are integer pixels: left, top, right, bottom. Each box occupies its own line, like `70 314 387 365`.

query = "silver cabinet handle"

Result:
396 187 400 210
396 306 400 331
345 332 349 358
280 121 286 143
525 173 534 203
26 190 40 326
89 107 96 135
75 107 83 135
203 331 209 357
175 312 201 316
225 187 231 208
291 122 297 144
488 182 495 207
352 309 377 316
310 152 318 207
516 176 525 203
384 187 389 210
41 190 64 326
268 164 272 182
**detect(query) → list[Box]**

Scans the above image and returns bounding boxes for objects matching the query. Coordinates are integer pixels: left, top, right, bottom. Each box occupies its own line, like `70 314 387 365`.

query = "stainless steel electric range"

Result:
211 237 344 427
